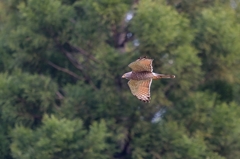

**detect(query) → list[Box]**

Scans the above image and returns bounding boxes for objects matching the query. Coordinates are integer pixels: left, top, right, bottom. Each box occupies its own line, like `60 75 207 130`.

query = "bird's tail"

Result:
153 73 175 79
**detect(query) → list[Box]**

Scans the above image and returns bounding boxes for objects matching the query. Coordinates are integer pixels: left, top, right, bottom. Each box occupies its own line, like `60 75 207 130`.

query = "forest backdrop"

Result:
0 0 240 159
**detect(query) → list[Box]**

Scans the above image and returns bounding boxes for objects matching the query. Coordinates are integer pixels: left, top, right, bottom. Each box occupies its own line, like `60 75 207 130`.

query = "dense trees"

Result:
0 0 240 158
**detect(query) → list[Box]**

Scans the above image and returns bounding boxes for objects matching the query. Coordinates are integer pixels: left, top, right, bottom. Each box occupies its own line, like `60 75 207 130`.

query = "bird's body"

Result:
122 57 175 102
123 71 174 80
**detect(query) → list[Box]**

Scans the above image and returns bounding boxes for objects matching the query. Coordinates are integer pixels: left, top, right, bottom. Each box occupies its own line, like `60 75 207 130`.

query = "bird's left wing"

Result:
128 79 152 102
128 57 153 72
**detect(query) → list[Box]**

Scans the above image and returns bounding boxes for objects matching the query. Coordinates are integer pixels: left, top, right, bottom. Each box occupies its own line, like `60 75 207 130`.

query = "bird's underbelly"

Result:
130 72 155 80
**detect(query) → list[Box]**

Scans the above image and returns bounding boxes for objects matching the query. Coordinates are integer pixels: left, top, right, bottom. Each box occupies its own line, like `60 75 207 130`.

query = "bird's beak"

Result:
122 75 125 78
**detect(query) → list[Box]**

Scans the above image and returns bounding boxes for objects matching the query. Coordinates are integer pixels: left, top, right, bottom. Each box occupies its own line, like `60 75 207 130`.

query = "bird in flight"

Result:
122 57 175 102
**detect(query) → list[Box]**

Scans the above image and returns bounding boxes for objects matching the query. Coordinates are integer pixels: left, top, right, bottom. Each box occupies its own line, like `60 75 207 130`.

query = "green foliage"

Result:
0 124 11 159
194 5 240 83
132 92 240 159
163 92 240 158
193 5 240 103
131 0 191 53
167 0 229 16
132 120 208 159
0 71 58 127
0 0 239 158
131 0 202 98
11 115 109 159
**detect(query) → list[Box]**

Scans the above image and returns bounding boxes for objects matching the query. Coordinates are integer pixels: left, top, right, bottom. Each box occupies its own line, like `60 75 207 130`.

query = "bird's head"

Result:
122 72 132 79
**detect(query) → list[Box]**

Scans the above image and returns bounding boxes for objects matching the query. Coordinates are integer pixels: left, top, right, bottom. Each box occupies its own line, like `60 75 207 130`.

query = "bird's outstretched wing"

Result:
128 79 152 102
128 57 153 72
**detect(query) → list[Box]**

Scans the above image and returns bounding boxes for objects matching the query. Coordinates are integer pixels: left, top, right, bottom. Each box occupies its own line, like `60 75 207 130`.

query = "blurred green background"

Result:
0 0 240 158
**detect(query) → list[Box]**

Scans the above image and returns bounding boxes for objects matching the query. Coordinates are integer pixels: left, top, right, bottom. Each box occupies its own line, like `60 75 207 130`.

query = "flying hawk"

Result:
122 57 175 102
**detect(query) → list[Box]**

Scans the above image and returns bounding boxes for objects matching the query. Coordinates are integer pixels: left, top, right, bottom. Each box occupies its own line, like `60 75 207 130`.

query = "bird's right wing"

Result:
128 57 153 72
128 79 152 102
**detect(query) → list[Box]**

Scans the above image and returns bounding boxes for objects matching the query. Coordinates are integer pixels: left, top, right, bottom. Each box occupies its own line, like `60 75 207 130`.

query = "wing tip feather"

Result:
138 56 153 61
139 96 151 103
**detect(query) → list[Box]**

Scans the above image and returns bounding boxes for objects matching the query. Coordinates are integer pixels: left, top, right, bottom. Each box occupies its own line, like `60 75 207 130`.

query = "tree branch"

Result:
56 91 64 100
47 61 83 80
72 46 99 63
111 0 139 53
54 42 98 89
61 50 93 81
164 80 175 93
62 50 84 71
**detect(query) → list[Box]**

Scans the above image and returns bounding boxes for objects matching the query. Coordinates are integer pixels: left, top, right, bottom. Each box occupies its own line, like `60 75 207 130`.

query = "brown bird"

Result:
122 57 175 102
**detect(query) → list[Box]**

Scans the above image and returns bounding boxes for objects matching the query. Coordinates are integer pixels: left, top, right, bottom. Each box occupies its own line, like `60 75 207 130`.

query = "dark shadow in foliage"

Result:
201 80 233 103
0 71 58 128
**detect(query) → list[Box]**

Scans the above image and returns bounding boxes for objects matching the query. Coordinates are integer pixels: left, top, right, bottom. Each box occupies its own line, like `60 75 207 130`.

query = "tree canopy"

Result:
0 0 240 159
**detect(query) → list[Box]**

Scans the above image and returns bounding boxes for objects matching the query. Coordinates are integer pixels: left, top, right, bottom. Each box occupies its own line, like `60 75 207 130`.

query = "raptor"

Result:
122 57 175 102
